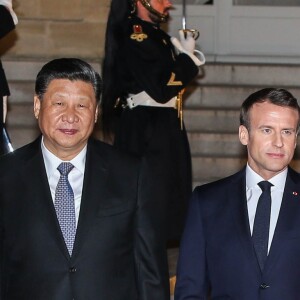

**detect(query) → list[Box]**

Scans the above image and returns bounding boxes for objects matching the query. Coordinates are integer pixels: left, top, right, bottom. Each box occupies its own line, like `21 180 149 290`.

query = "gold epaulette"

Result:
130 24 148 42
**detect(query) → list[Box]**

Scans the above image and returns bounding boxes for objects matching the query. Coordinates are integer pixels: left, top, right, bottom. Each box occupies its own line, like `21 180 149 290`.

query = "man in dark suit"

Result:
0 58 166 299
175 88 300 300
0 0 18 155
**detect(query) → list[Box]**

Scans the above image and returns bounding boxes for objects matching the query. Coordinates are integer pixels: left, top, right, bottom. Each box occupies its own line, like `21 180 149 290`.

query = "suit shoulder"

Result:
193 169 245 199
0 144 38 184
288 166 300 180
189 170 245 218
0 139 39 168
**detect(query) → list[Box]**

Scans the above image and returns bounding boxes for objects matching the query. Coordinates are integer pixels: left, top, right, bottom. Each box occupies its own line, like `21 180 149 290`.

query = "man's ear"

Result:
239 125 249 146
94 106 99 123
33 96 41 119
136 0 142 10
136 0 147 17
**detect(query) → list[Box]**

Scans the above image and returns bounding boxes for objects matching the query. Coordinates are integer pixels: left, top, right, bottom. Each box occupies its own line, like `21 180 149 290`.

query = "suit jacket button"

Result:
69 267 77 273
260 283 270 289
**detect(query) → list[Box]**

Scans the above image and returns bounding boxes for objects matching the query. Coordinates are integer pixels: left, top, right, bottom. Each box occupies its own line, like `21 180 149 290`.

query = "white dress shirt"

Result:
41 138 86 226
246 164 287 253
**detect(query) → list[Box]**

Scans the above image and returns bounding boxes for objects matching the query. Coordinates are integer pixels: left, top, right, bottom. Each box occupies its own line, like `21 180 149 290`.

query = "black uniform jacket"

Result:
118 15 198 102
0 5 15 98
114 16 199 240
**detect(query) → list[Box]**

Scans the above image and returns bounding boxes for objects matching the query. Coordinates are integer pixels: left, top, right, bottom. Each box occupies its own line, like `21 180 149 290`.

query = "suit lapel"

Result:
264 168 300 274
71 140 108 258
20 138 71 260
229 169 262 275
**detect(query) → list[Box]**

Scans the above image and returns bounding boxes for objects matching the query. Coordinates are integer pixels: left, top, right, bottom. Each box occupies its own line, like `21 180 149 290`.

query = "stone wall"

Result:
0 0 110 61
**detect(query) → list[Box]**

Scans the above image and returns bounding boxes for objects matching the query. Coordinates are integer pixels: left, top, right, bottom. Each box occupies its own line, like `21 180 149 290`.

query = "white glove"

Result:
3 96 7 123
0 0 18 25
179 30 195 53
171 36 205 67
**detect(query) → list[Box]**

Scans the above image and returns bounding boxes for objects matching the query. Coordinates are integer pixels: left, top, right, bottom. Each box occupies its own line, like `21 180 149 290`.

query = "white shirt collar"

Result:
246 163 287 191
41 137 87 179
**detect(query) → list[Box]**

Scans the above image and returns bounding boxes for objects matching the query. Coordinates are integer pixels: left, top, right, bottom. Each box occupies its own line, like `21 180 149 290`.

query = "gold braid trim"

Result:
176 89 185 130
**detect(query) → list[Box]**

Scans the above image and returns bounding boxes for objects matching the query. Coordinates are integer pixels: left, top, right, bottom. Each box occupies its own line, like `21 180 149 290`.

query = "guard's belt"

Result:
127 91 177 109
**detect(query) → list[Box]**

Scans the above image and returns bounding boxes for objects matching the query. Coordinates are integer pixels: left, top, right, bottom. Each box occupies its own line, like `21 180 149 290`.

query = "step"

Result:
6 103 36 127
195 63 300 86
6 127 40 150
3 60 101 81
8 81 35 104
184 85 253 109
184 85 300 109
188 132 245 157
184 109 240 133
4 60 300 87
192 156 246 182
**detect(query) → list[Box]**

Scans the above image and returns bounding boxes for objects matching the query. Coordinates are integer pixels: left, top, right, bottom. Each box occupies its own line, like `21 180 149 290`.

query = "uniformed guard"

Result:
101 0 204 297
0 0 18 155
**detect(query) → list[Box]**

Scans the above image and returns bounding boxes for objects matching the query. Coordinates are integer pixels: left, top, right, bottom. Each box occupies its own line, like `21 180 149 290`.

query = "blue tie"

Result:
54 162 76 255
252 181 273 271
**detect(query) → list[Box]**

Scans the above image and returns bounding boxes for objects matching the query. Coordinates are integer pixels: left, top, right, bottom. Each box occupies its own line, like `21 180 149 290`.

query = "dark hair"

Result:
240 88 300 131
35 58 102 103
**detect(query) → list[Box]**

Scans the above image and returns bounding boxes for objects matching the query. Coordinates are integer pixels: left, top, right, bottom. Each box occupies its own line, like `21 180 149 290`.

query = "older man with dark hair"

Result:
0 58 162 300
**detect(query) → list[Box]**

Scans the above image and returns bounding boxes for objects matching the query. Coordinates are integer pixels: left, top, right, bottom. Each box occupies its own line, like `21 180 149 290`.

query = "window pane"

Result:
233 0 300 6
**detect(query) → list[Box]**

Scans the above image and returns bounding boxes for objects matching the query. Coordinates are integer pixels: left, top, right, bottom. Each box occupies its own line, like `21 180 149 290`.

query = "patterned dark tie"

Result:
54 162 76 255
252 180 273 271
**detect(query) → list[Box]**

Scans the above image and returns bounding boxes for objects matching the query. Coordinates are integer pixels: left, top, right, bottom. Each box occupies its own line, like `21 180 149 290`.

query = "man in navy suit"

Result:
175 88 300 300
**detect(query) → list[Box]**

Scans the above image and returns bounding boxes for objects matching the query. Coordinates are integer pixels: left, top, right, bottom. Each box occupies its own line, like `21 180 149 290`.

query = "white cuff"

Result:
171 37 205 67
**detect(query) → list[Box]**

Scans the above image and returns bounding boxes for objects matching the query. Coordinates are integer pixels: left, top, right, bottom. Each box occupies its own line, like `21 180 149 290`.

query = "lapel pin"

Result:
293 192 298 196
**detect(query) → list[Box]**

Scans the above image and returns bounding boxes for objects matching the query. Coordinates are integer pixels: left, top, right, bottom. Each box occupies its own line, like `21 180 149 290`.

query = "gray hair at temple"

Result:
240 87 300 132
35 58 102 104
